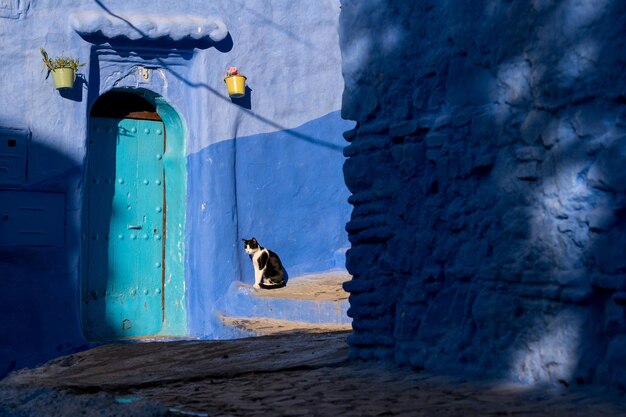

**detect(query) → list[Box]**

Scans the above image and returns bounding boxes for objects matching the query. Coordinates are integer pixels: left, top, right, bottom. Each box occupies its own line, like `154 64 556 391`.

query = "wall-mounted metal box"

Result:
0 127 29 187
0 190 65 246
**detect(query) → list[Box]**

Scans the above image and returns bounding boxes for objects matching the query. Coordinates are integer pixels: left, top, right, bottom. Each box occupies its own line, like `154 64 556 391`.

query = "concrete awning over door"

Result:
69 11 228 42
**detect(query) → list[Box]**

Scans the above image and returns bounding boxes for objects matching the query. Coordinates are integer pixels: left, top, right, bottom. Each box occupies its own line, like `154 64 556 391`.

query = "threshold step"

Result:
251 271 351 302
216 270 352 325
220 315 352 336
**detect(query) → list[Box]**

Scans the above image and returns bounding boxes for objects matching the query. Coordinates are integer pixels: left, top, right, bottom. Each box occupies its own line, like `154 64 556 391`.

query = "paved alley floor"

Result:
1 331 625 417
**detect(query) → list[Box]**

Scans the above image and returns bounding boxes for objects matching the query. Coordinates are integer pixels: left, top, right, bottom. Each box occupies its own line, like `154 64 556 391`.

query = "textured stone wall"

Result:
340 0 626 386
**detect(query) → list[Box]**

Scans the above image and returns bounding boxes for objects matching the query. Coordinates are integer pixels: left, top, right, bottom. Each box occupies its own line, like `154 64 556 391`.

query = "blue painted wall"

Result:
0 0 349 376
234 112 351 277
187 111 351 337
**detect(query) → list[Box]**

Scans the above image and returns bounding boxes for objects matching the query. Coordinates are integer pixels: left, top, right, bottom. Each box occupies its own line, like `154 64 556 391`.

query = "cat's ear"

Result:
251 237 257 243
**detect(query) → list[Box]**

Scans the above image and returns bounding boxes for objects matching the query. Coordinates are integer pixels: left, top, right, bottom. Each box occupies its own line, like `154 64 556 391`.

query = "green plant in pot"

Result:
40 48 85 90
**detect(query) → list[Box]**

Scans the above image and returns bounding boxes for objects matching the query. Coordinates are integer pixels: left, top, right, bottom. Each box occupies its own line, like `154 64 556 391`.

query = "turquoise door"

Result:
84 117 165 339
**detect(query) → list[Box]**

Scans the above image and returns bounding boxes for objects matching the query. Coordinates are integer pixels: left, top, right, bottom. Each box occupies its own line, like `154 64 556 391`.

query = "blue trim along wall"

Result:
187 111 352 337
155 96 187 336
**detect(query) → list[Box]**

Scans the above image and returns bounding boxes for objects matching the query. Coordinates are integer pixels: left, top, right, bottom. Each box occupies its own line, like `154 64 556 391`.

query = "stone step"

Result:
251 271 350 302
220 315 352 336
216 271 352 333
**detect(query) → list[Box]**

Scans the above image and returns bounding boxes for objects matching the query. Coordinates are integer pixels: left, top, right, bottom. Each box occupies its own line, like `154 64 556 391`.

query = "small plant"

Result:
225 66 242 77
40 48 85 90
40 48 85 73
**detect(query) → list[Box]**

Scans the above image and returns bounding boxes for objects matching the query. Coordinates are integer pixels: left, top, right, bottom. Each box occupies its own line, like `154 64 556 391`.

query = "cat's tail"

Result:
259 279 286 289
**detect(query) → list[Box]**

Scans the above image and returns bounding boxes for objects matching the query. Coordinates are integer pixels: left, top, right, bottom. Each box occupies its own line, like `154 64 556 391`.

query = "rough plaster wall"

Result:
339 0 626 386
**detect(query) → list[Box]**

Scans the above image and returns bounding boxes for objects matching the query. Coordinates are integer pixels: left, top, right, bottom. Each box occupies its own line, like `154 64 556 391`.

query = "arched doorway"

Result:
82 89 186 340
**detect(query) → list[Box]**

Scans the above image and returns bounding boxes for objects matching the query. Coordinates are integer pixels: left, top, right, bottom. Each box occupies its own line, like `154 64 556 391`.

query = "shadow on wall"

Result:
56 74 87 102
0 126 87 379
186 111 353 315
158 61 345 152
233 112 352 277
340 0 626 386
230 86 252 110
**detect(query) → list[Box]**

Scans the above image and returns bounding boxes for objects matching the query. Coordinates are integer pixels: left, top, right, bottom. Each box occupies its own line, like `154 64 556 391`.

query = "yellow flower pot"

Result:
224 74 246 98
51 67 76 89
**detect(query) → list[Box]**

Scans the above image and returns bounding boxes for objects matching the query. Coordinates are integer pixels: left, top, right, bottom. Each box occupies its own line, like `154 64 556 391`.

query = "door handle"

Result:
127 225 143 230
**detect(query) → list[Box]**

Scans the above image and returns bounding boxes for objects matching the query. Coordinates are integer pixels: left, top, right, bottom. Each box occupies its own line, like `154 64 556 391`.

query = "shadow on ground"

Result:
1 331 625 417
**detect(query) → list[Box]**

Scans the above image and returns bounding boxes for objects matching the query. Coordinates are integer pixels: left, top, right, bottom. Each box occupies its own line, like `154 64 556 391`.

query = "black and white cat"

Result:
242 237 286 289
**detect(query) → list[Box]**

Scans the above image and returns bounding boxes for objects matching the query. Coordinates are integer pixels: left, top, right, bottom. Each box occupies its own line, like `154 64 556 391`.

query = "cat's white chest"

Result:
251 250 266 272
250 249 267 288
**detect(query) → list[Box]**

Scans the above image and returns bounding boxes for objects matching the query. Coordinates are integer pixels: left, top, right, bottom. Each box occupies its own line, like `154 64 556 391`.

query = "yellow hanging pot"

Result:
224 74 246 98
224 67 246 98
51 67 76 89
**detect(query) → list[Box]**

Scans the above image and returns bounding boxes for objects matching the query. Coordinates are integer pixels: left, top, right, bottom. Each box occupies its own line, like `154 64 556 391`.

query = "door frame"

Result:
82 88 187 338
